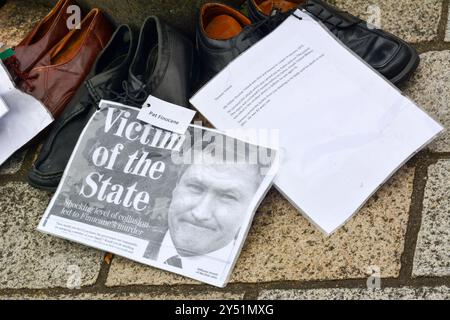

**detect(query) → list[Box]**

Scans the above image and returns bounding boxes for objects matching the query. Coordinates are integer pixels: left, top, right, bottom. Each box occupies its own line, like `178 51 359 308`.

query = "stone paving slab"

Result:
446 6 450 42
0 291 244 300
413 160 450 277
107 167 414 286
334 0 442 43
259 286 450 300
0 182 104 289
404 51 450 153
0 150 26 175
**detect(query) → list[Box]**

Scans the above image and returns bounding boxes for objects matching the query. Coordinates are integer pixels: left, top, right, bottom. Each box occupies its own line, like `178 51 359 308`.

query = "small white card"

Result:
137 95 196 134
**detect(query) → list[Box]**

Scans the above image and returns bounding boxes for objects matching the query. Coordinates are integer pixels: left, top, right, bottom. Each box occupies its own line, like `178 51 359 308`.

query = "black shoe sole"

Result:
390 43 420 86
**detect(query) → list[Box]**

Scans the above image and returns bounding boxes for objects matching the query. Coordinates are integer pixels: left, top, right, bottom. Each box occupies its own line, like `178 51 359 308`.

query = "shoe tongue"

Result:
258 0 301 15
205 15 243 40
129 71 144 91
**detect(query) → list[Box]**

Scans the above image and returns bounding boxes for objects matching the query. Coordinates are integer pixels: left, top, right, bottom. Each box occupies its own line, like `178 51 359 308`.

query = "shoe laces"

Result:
110 80 149 105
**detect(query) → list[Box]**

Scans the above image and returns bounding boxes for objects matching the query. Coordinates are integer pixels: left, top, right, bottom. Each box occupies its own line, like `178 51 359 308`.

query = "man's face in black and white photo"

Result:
168 160 261 257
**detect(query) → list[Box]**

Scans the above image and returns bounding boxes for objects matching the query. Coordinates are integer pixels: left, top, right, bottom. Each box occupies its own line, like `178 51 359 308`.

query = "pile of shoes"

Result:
1 0 420 191
197 0 419 85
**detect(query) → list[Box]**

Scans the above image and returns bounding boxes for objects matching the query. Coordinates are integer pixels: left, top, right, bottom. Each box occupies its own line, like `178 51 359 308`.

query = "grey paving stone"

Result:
0 0 50 47
404 51 450 153
446 6 450 42
413 160 450 277
0 150 26 175
0 182 104 289
334 0 442 42
259 286 450 300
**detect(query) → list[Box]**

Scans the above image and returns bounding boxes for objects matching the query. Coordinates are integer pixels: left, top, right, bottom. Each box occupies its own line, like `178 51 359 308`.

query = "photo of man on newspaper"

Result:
144 149 265 272
39 102 277 287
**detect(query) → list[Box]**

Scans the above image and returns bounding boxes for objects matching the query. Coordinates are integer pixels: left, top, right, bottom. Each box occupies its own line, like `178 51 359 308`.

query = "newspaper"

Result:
38 100 278 287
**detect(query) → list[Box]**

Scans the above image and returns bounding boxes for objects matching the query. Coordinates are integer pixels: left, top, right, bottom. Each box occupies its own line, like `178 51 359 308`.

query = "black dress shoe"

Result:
196 3 264 86
247 0 420 85
28 25 137 190
120 16 195 108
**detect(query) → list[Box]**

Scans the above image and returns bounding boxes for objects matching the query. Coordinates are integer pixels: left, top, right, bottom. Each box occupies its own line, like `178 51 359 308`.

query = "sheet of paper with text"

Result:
191 10 444 235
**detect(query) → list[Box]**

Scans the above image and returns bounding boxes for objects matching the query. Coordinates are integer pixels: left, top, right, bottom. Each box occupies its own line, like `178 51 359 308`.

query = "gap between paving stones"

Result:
1 0 450 299
1 276 450 300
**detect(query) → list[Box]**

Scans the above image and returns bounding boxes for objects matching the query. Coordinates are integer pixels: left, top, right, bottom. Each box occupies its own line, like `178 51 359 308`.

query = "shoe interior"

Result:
95 26 131 73
49 9 98 65
29 0 67 45
254 0 304 15
201 3 251 40
131 19 159 82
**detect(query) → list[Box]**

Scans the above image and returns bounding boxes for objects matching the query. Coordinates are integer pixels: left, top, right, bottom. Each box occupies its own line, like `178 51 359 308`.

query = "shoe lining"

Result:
201 3 251 40
104 54 127 71
50 10 96 65
95 27 131 73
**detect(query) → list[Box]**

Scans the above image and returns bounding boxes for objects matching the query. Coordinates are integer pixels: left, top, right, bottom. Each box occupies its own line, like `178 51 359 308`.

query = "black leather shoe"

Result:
28 25 137 190
247 0 420 85
196 3 264 85
120 16 195 108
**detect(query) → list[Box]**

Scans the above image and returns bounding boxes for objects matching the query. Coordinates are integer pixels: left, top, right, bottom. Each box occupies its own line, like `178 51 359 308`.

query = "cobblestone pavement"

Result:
0 0 449 300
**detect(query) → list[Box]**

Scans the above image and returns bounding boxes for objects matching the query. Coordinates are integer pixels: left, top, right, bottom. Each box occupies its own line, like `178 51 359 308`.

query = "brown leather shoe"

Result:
19 9 113 119
5 0 78 80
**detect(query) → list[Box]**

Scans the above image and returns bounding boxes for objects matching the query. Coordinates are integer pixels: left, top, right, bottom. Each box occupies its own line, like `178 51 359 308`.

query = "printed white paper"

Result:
0 61 53 165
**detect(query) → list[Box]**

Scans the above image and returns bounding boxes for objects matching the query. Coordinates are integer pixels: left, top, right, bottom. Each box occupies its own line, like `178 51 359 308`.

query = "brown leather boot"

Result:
5 0 78 81
18 9 113 120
